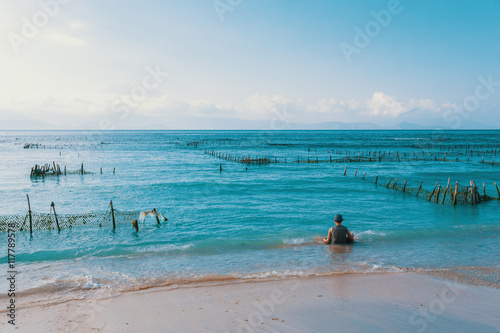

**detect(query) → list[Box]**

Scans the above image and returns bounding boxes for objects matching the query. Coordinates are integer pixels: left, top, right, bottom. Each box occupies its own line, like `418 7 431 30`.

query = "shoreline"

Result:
1 266 498 313
2 271 499 332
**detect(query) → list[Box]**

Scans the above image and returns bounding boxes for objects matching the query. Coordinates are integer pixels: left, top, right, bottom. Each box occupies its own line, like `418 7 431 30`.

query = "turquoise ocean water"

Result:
0 130 499 304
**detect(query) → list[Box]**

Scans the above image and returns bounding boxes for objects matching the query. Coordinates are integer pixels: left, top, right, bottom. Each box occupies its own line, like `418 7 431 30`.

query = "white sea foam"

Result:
135 243 194 253
356 230 386 241
283 238 306 245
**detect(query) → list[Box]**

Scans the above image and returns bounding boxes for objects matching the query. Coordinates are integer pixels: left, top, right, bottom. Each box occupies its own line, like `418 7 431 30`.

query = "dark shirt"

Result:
332 225 350 244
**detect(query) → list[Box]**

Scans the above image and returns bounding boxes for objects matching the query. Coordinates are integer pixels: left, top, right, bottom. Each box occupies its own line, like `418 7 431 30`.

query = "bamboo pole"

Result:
110 201 116 229
416 181 423 197
441 185 449 204
355 169 357 176
442 178 450 204
472 181 478 204
363 172 367 179
343 166 347 176
392 178 398 189
495 182 500 199
51 202 61 232
27 194 32 235
375 176 378 185
403 180 407 192
435 185 441 203
428 183 438 201
453 182 458 205
469 182 474 206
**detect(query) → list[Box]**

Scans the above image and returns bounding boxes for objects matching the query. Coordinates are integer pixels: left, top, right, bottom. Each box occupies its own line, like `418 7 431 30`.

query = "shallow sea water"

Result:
0 130 499 303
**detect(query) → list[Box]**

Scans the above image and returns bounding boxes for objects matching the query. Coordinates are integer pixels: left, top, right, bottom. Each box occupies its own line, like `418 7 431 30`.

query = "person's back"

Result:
332 224 349 244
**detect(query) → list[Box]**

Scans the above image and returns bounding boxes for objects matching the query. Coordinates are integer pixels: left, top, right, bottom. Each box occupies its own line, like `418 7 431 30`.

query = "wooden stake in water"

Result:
472 180 478 204
343 166 347 176
51 202 61 232
495 182 500 199
27 194 32 235
416 181 423 197
110 200 116 230
453 182 458 206
442 178 450 204
469 181 474 206
435 185 441 203
428 183 438 201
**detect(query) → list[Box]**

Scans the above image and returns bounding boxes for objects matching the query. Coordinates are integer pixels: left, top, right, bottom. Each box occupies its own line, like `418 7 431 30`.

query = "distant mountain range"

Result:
0 116 497 130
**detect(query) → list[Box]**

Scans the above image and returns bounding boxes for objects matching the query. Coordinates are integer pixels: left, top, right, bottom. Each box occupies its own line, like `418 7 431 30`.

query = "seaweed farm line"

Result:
30 162 115 177
203 147 500 165
0 197 158 233
342 166 500 206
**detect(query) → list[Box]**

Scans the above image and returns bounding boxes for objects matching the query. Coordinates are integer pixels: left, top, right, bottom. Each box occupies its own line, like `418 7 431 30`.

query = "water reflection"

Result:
327 244 352 263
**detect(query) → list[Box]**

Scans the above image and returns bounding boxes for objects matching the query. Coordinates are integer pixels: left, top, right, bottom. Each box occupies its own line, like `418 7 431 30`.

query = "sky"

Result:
0 0 499 130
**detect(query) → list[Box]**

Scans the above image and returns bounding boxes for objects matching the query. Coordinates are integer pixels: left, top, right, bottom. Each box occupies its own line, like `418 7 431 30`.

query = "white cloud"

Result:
309 98 337 113
70 22 84 29
0 90 463 129
42 31 87 47
440 102 456 110
409 98 436 111
243 94 293 118
367 92 408 117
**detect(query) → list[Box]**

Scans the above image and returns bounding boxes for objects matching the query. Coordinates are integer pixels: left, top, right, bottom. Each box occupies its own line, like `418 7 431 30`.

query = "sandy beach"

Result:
2 272 498 333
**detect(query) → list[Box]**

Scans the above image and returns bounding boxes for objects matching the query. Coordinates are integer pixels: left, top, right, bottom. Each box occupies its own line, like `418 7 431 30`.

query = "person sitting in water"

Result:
323 214 355 244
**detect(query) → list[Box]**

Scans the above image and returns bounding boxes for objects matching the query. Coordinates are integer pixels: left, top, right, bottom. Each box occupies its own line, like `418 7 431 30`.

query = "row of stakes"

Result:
30 163 116 177
206 148 499 165
342 166 500 206
24 195 161 234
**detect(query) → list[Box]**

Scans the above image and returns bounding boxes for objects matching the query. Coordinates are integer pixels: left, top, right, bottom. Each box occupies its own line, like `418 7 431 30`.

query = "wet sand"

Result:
3 272 499 333
424 266 500 289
